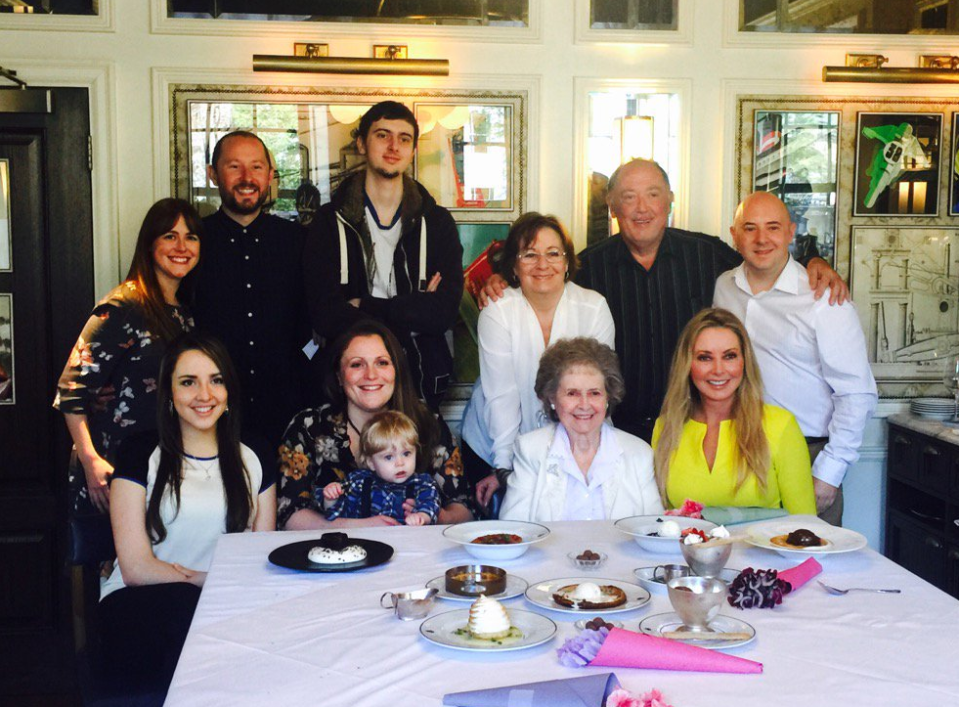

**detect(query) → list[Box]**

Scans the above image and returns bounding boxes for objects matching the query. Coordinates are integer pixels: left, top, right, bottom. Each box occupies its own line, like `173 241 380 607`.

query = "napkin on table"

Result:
701 506 788 526
778 557 823 591
591 628 763 674
443 672 621 707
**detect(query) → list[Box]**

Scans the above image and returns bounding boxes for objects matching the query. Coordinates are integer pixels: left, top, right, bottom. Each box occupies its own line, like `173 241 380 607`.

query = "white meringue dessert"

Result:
466 594 513 640
308 544 368 564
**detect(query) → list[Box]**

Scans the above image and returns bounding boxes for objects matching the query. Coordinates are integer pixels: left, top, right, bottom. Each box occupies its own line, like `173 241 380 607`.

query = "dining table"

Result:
163 516 959 706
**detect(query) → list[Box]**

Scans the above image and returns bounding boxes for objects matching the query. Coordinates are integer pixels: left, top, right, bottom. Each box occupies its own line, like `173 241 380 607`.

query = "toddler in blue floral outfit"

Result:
324 411 439 525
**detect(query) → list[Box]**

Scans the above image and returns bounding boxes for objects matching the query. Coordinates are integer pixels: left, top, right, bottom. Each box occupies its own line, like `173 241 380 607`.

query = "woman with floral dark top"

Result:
55 198 202 514
278 320 477 529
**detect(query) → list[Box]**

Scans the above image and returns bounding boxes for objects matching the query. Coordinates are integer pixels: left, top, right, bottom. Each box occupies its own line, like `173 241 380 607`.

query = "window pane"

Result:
742 0 959 34
167 0 528 26
591 0 678 30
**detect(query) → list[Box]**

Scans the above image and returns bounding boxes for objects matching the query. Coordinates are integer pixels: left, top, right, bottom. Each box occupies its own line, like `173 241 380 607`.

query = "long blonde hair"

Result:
654 308 770 501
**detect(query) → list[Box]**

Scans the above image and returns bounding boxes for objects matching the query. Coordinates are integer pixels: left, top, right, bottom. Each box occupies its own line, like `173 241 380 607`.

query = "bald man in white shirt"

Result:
713 192 877 525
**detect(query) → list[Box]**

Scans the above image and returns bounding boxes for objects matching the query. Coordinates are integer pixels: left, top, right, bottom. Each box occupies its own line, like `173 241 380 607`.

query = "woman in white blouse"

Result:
499 338 663 522
460 213 614 511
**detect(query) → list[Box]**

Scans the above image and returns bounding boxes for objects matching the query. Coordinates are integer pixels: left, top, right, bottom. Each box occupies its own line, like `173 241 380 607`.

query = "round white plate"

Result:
614 515 718 555
638 612 756 650
633 566 741 595
524 576 651 614
745 522 867 558
419 609 557 652
442 520 550 561
426 574 529 602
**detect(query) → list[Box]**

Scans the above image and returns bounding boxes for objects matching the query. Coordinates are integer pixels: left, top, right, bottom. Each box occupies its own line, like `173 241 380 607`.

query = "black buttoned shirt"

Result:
194 209 309 447
576 228 742 441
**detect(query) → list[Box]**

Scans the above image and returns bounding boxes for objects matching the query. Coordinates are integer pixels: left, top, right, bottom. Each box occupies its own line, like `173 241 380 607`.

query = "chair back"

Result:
68 513 116 566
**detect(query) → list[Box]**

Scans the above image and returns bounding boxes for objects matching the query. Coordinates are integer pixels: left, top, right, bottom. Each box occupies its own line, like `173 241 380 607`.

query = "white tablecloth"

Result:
165 517 959 706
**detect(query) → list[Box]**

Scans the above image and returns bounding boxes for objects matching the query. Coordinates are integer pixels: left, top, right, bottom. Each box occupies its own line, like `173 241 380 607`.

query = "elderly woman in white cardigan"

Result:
499 338 663 522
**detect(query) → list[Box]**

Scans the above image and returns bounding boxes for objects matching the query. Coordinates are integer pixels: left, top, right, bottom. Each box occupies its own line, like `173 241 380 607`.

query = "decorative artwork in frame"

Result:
952 113 959 216
850 226 959 397
751 110 840 263
0 293 13 404
853 113 941 218
169 84 527 224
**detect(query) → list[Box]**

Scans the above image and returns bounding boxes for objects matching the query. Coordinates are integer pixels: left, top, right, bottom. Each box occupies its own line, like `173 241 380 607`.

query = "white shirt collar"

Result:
732 256 801 297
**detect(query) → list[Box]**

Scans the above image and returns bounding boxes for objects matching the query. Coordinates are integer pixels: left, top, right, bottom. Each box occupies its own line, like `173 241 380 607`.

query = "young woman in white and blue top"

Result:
101 332 275 695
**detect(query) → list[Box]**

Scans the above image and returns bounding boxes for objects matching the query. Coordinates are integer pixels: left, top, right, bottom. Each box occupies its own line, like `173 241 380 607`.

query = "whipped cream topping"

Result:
709 525 730 539
308 544 368 564
468 594 511 636
682 532 704 545
567 582 603 601
659 520 682 538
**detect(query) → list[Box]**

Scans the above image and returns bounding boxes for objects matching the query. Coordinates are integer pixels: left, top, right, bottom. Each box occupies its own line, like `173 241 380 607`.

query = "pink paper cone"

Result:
779 558 822 591
590 628 763 674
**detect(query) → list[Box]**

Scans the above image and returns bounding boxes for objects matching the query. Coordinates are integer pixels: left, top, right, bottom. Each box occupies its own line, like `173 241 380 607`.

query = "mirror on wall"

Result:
752 110 840 262
0 1 98 14
174 86 527 224
414 104 512 212
590 0 678 30
741 0 959 34
167 0 529 26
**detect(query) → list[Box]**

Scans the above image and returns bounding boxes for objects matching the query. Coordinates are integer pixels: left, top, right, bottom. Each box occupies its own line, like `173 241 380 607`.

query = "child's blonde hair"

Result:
359 410 420 468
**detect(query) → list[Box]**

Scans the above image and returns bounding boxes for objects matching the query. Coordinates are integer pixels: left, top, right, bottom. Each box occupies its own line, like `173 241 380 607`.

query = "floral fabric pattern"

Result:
54 282 193 511
276 403 476 528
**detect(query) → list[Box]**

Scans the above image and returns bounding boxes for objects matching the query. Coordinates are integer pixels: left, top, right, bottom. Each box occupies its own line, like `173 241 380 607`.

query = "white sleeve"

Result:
812 301 878 487
591 296 616 349
477 303 523 470
498 434 539 522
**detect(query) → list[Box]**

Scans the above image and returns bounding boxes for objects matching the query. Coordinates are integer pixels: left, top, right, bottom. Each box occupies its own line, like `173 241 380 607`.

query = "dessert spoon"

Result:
817 580 901 596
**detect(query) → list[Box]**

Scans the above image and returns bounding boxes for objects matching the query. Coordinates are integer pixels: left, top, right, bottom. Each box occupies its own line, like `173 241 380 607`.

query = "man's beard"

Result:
371 165 403 180
220 183 270 215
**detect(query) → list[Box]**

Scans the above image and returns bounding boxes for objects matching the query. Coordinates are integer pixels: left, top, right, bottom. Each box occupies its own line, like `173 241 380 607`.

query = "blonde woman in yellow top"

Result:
652 308 815 514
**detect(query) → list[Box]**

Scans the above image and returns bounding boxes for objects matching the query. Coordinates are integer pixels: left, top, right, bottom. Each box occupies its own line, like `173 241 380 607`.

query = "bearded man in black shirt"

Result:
193 131 309 463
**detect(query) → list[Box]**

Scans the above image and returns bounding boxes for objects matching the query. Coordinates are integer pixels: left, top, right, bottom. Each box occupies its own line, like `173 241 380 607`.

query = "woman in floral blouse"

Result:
55 198 202 514
278 320 477 529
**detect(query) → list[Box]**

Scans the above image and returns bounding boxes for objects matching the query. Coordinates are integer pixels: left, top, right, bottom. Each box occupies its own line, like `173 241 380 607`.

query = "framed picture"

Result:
850 225 959 397
0 293 13 404
951 113 959 216
853 112 941 217
752 109 840 263
170 84 527 224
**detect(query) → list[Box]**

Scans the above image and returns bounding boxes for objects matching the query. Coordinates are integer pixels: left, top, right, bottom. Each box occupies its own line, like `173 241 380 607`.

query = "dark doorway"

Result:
0 87 94 699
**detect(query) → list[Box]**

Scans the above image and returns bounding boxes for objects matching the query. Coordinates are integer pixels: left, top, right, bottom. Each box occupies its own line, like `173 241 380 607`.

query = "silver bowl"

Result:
680 540 732 578
666 576 728 632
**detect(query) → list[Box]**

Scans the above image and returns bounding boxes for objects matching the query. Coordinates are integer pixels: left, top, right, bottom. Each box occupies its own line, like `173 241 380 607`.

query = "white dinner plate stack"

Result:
910 397 957 421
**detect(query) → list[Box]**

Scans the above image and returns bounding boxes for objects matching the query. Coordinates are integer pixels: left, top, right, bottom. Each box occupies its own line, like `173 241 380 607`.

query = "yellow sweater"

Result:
652 405 816 514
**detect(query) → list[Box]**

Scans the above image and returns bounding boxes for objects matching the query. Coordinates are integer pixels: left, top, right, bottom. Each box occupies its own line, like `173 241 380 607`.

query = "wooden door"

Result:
0 87 94 698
